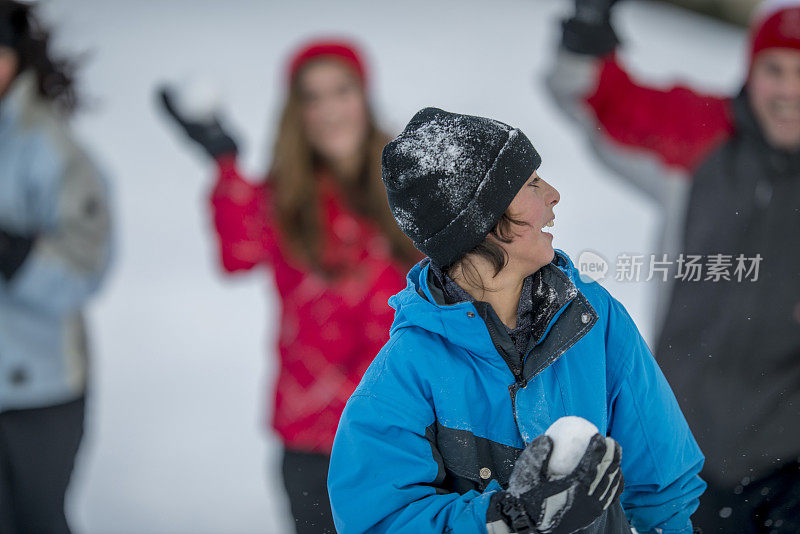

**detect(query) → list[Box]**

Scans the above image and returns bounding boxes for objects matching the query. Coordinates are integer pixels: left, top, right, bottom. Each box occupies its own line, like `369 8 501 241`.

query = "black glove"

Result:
158 86 238 159
561 0 620 56
489 433 624 534
0 228 35 282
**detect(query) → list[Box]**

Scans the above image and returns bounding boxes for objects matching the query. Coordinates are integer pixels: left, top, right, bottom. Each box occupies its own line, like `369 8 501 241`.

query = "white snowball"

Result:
174 76 221 122
544 416 599 477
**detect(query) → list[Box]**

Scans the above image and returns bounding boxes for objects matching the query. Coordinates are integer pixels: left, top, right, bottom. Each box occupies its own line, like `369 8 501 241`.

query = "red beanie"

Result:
287 39 367 87
749 0 800 67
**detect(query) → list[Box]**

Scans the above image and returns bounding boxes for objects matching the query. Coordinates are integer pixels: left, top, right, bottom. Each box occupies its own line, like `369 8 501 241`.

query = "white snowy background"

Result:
32 0 745 532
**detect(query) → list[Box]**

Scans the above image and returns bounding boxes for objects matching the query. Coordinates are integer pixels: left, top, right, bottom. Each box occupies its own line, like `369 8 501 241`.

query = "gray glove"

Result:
489 434 624 534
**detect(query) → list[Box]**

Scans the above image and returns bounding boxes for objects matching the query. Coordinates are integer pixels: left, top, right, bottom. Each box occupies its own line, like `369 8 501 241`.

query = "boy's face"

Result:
749 48 800 151
503 171 560 274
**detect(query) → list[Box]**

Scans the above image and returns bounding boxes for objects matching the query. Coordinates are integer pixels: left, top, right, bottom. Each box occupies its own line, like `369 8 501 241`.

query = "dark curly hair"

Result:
445 211 530 292
1 0 80 113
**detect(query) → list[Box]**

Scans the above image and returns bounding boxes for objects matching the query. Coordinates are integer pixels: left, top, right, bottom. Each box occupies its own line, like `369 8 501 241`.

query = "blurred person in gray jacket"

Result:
0 1 111 532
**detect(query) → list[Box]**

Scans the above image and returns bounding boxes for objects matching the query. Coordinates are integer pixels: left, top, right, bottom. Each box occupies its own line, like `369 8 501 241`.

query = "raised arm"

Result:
209 156 276 272
157 87 276 273
546 0 733 203
604 295 706 533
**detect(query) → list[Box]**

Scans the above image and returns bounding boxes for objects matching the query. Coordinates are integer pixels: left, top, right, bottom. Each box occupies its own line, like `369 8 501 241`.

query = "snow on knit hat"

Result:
381 107 541 268
287 39 367 87
749 0 800 68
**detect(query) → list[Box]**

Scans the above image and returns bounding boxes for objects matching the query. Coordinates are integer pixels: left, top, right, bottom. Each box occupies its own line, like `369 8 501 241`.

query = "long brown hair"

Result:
268 65 418 271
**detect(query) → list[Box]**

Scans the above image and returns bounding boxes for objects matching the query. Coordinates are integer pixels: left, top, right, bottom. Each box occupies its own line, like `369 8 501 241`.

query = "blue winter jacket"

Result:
328 250 705 533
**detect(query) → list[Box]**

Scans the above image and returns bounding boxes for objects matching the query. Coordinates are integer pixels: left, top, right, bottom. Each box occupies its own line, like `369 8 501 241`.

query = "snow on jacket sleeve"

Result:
2 136 111 315
209 154 276 272
545 49 733 204
328 336 499 534
604 295 705 534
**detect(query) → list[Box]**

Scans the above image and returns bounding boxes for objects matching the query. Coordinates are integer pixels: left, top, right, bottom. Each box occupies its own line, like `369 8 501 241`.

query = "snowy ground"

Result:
34 1 745 532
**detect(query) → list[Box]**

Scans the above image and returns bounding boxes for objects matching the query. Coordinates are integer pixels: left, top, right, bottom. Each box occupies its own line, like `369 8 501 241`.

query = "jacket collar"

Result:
418 250 577 309
388 250 592 376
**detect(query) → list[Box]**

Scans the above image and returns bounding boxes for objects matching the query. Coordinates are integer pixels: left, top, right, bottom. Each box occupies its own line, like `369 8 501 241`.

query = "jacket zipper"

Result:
482 315 527 426
505 297 578 427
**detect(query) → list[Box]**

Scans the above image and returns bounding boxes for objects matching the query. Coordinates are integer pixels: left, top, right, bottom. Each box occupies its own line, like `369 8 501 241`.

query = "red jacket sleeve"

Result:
586 55 734 173
209 155 277 273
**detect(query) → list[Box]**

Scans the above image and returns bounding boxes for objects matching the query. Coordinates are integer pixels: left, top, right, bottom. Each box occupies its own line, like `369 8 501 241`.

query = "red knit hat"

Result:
749 0 800 67
287 39 367 87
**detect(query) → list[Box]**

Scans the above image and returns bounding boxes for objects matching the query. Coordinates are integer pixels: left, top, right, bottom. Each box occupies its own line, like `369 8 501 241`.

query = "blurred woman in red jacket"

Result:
160 40 418 534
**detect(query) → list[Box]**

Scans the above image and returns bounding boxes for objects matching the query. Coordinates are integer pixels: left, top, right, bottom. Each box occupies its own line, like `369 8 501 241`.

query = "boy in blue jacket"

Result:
328 107 705 533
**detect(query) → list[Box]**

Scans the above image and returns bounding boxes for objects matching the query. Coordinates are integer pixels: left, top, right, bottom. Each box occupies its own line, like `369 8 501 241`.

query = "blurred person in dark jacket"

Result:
547 0 800 531
0 1 112 533
159 40 418 534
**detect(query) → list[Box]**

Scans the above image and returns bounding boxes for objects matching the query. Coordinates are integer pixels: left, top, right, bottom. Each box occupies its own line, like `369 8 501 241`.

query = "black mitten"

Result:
561 0 620 56
158 86 238 159
0 228 35 282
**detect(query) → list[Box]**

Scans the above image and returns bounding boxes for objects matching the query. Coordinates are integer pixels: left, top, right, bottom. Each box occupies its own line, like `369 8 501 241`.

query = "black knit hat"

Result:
381 107 541 267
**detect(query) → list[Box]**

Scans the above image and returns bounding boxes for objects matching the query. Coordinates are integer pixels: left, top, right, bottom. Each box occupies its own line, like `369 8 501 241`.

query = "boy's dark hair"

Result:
445 211 529 292
1 0 80 113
